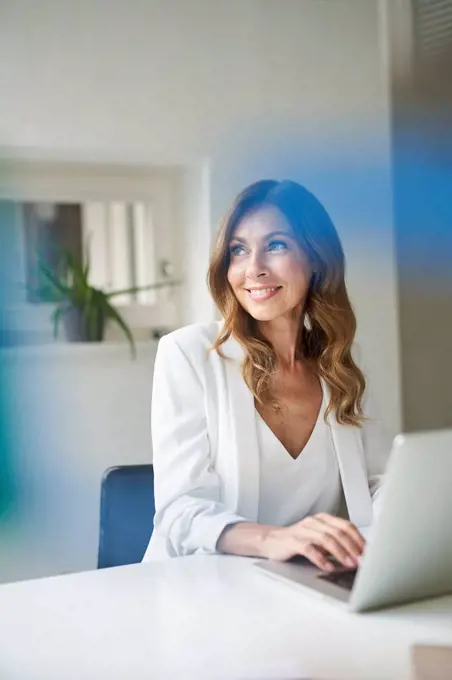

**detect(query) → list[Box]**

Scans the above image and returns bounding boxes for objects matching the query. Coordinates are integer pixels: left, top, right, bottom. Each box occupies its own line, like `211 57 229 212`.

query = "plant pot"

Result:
62 305 105 343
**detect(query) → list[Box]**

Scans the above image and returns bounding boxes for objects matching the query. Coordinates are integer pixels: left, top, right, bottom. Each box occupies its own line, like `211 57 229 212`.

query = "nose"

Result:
246 249 268 280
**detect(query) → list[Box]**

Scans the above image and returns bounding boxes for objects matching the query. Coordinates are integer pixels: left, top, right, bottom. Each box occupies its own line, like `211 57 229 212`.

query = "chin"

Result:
243 303 284 322
247 311 277 322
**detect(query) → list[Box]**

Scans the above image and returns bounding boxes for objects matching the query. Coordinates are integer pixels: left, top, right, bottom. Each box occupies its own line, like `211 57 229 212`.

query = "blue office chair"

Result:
97 464 155 569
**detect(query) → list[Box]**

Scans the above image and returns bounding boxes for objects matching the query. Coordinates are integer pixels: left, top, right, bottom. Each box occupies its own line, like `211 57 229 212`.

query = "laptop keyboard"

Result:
318 568 357 591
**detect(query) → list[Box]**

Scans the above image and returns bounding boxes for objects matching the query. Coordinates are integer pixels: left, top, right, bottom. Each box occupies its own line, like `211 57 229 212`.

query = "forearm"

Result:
154 494 249 556
216 521 277 558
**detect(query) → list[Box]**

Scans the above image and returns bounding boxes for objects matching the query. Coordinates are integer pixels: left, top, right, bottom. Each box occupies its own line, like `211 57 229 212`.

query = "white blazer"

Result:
143 321 390 561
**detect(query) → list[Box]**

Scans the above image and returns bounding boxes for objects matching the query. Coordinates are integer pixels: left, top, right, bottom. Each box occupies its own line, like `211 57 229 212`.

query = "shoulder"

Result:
158 320 245 375
157 321 224 367
161 321 222 352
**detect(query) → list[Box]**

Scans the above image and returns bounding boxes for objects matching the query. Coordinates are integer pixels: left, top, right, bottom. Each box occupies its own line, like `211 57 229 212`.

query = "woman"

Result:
143 179 389 571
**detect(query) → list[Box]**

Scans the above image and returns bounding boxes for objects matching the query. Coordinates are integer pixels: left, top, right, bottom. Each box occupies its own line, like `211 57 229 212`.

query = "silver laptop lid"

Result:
349 429 452 612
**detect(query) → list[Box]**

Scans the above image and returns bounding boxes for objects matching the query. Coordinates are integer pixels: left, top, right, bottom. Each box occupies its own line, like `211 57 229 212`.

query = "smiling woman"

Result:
227 209 311 316
208 180 363 425
144 179 390 572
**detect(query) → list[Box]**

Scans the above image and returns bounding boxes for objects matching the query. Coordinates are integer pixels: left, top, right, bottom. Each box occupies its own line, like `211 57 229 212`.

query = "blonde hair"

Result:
208 179 366 426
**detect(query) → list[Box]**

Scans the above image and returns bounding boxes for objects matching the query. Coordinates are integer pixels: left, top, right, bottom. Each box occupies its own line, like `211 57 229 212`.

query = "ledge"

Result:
0 340 160 361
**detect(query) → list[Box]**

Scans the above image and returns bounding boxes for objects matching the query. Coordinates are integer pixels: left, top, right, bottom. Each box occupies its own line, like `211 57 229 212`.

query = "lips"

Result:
245 286 282 301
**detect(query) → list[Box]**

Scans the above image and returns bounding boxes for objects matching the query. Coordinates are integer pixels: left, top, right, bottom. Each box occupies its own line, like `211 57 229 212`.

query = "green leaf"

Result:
102 298 136 359
38 256 71 296
51 305 67 339
63 250 90 304
82 232 92 280
26 282 62 303
105 279 181 298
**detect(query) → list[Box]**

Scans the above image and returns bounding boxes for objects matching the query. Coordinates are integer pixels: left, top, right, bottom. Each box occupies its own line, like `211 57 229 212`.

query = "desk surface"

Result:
0 555 451 679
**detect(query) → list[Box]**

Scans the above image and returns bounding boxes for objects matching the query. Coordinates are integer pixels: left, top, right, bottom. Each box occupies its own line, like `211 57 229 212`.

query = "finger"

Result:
317 524 363 563
306 528 356 568
313 514 365 555
315 513 365 544
303 543 335 572
323 516 366 551
292 518 355 564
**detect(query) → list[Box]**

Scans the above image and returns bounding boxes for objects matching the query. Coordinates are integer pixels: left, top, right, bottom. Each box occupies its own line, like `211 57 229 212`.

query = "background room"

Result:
0 0 450 582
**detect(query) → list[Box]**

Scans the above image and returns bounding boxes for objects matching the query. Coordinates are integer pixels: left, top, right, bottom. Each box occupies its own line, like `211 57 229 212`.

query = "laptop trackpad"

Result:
318 568 357 591
288 555 357 592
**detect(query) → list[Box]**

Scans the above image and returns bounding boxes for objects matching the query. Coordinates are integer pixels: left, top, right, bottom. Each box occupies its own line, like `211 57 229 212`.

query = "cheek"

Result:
283 257 310 292
227 262 244 290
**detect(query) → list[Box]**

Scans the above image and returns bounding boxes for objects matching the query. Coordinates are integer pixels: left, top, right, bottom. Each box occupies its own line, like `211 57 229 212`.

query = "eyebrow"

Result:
229 230 292 243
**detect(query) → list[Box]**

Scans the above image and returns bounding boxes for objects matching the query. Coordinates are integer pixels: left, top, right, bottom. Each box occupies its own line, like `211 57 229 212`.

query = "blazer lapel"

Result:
219 336 372 527
222 335 260 522
323 381 373 527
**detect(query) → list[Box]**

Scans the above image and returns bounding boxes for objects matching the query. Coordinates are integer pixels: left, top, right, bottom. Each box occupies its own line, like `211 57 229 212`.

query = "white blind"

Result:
82 200 158 305
413 0 452 65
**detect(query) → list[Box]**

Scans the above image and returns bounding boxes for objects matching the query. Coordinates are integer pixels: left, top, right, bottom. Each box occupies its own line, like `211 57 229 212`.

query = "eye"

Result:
229 243 246 256
267 239 289 252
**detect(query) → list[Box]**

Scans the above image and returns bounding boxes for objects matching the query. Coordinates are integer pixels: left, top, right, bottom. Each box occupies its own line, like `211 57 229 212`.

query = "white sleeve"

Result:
361 385 392 518
151 334 246 556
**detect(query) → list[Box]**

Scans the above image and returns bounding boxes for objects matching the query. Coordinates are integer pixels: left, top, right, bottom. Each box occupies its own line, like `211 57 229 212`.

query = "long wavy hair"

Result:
208 179 366 426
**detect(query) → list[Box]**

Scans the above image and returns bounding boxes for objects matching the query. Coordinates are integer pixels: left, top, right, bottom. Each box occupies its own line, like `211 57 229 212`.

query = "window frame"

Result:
0 160 181 342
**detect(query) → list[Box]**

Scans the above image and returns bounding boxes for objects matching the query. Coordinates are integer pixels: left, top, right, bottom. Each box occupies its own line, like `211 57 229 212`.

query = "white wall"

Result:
0 343 157 582
0 0 401 579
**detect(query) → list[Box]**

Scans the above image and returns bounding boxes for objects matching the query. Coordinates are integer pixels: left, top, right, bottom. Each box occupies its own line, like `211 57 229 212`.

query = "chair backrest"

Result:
98 464 155 569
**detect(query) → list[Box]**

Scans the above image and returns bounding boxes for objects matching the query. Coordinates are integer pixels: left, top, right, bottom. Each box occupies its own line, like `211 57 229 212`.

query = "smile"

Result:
245 286 282 301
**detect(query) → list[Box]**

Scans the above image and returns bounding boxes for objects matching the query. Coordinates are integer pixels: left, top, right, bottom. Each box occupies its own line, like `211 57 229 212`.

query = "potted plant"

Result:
36 247 179 358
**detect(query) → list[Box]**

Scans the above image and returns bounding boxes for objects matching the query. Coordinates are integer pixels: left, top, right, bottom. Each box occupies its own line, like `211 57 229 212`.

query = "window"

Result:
19 199 161 305
0 161 181 343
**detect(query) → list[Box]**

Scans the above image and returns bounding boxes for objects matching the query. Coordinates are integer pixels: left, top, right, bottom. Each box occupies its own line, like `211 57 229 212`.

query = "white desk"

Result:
0 555 451 679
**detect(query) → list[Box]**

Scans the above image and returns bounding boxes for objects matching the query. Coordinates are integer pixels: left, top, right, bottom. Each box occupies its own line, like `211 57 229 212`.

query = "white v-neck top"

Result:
256 386 342 526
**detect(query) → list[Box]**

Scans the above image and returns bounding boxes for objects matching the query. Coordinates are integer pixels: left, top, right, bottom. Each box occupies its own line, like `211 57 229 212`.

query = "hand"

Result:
261 513 365 571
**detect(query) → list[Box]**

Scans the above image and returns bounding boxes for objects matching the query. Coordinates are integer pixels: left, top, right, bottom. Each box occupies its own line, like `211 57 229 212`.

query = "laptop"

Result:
255 428 452 612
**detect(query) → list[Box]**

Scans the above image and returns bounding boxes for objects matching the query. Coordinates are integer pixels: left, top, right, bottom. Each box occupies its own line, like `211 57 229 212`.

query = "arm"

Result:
151 334 246 556
217 515 365 569
217 521 273 557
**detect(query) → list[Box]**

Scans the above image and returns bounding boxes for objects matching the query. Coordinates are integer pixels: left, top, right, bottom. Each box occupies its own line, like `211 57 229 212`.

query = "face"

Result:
227 206 311 322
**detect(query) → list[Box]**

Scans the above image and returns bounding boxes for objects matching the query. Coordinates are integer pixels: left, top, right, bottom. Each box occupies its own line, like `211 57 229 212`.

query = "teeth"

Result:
248 287 279 297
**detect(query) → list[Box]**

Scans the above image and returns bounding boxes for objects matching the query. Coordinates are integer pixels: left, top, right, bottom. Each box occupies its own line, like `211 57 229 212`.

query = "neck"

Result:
258 310 304 370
